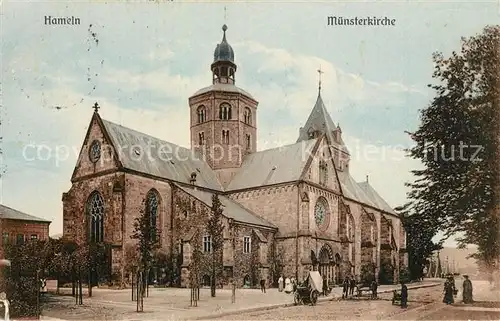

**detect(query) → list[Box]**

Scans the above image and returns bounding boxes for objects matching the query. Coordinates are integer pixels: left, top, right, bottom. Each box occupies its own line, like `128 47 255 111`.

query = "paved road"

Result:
216 286 441 320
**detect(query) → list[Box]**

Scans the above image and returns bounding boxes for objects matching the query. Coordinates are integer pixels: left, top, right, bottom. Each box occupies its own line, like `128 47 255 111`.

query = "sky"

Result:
1 0 498 246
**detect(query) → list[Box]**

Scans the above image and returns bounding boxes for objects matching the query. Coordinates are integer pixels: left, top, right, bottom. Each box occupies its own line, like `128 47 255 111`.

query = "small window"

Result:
16 234 24 245
183 209 188 219
203 235 212 253
222 130 230 144
2 232 8 245
198 132 205 146
243 236 251 253
246 134 251 150
197 106 206 123
31 234 38 240
244 108 252 125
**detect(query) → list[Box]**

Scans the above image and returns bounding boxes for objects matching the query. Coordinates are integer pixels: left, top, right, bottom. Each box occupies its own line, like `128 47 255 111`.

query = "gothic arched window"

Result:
198 132 205 146
197 106 206 123
244 107 252 125
146 189 159 241
219 103 232 120
246 134 251 150
87 191 104 243
319 160 328 186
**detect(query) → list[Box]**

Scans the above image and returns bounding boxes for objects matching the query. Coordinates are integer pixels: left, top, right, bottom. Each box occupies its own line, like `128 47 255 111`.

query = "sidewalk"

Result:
40 280 441 321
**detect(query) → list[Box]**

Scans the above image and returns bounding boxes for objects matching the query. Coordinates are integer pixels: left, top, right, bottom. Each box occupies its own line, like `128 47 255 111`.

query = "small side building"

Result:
0 204 51 257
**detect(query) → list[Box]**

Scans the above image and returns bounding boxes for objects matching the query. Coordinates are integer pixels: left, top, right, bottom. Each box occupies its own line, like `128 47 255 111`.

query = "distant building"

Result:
62 24 407 287
0 204 51 257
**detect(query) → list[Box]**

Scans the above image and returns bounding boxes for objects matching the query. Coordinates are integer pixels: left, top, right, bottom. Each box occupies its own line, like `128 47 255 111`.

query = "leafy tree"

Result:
405 25 500 267
396 203 442 281
131 198 161 297
360 262 376 286
207 194 225 297
378 258 394 285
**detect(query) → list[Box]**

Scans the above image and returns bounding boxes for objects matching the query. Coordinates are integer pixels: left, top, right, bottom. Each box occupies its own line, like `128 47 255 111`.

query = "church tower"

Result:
297 72 351 172
189 24 258 187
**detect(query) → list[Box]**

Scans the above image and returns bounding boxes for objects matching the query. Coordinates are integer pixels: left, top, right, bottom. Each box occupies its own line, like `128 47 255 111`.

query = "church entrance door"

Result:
318 245 334 284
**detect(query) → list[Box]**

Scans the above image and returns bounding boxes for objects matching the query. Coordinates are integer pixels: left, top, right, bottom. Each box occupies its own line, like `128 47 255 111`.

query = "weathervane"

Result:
93 102 100 113
317 66 324 93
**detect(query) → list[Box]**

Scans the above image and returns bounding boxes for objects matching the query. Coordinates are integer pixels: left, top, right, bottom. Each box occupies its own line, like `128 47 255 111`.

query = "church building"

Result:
62 24 408 287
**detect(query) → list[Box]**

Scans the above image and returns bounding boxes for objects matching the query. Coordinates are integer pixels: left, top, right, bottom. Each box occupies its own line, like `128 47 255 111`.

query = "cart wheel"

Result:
310 290 318 305
294 292 300 305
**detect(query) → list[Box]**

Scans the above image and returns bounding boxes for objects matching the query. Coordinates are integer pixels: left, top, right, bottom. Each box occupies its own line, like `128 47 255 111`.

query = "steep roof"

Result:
297 93 349 153
101 119 223 191
357 181 397 215
177 185 276 229
337 171 396 215
0 204 51 223
227 139 317 190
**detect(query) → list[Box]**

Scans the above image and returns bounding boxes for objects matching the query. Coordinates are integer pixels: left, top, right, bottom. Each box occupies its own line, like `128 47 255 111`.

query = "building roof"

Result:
0 204 51 223
101 119 223 191
227 139 317 190
191 83 255 99
213 24 235 63
357 181 397 215
337 171 396 215
296 92 349 153
177 185 276 229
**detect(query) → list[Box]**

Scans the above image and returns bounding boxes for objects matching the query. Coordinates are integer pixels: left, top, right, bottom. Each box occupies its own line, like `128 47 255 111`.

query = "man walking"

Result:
400 281 408 308
342 276 350 299
371 279 378 299
349 276 356 296
260 279 266 293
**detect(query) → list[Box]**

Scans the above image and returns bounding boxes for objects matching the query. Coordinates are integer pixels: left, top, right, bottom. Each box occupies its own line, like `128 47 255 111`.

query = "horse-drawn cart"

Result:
293 271 322 306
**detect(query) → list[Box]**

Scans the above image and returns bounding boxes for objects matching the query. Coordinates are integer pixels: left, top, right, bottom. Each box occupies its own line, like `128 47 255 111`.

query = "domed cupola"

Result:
211 24 237 85
213 24 235 63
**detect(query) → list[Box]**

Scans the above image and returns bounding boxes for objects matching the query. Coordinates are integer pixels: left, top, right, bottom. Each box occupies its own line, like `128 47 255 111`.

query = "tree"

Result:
405 26 500 267
130 198 161 302
396 203 442 281
207 194 225 297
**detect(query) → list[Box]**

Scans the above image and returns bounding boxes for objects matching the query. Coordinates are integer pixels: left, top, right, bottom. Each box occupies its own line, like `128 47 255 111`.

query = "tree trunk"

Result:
211 254 216 297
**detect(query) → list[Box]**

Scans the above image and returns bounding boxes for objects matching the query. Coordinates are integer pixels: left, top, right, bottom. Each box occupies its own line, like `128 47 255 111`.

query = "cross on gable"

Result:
317 66 324 91
93 102 100 113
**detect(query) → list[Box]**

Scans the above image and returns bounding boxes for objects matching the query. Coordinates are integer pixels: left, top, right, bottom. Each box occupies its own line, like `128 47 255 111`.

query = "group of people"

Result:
341 275 357 298
442 274 473 305
277 276 297 294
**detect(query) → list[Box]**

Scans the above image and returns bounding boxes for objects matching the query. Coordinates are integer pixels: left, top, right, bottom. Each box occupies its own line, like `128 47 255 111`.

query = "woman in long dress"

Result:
443 277 455 304
278 276 284 292
462 275 473 304
284 277 292 293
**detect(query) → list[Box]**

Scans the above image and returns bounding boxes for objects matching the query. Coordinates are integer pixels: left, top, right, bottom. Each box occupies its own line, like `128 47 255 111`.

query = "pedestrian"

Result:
371 279 378 299
400 281 408 308
442 276 455 304
260 279 266 293
462 275 473 304
342 276 349 299
278 275 284 292
322 276 328 296
349 276 356 296
284 277 292 294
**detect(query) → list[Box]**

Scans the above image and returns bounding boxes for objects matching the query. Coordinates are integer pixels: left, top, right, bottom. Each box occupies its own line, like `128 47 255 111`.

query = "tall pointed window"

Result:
244 107 252 125
146 189 159 242
319 160 328 186
219 103 232 120
87 191 105 243
222 130 230 144
198 132 205 146
246 134 251 150
197 106 206 123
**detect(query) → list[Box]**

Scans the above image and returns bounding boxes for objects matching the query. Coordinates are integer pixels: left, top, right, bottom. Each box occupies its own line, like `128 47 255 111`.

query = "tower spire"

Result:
317 66 324 95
